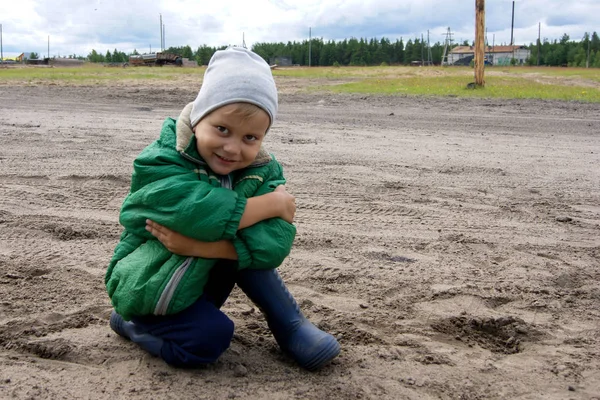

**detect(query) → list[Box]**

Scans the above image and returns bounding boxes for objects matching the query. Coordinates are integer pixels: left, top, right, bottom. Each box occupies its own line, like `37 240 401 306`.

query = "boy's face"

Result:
193 103 270 175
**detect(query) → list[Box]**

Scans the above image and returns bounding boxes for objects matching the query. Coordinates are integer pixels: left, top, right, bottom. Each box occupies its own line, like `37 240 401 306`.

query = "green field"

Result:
0 64 201 82
1 64 599 102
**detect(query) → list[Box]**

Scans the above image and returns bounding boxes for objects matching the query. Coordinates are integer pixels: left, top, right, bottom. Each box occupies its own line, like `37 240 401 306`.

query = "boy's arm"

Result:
233 217 296 270
238 185 295 229
121 139 247 242
145 185 295 259
231 165 297 270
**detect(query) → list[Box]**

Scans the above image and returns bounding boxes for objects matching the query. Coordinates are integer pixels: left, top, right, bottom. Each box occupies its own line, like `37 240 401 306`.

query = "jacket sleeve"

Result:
120 140 247 242
232 161 296 270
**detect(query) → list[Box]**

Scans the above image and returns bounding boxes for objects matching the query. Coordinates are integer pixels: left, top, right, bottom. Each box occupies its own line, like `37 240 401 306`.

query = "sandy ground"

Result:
0 78 599 400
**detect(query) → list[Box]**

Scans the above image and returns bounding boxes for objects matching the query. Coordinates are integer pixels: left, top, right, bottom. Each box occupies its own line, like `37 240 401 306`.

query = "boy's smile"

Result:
193 103 270 175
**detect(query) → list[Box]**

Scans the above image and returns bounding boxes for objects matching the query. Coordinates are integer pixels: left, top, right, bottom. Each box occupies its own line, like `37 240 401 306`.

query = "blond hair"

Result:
224 102 268 123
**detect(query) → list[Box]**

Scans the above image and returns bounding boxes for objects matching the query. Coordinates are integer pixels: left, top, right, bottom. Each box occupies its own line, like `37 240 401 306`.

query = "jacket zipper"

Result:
154 257 193 315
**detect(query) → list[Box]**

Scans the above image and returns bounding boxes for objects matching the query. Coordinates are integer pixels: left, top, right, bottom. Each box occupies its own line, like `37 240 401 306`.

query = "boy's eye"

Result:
244 135 258 142
216 126 228 133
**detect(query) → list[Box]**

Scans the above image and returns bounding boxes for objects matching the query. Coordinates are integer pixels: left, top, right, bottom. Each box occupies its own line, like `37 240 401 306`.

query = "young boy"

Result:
105 47 340 371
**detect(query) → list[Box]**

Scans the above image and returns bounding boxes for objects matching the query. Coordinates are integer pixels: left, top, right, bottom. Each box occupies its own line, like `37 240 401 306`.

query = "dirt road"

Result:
0 80 599 399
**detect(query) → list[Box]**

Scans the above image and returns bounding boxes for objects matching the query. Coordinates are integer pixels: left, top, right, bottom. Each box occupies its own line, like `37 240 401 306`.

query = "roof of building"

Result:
450 45 529 54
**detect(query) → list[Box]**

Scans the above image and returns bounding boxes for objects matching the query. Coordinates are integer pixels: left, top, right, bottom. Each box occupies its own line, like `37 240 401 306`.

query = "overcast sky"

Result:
0 0 598 58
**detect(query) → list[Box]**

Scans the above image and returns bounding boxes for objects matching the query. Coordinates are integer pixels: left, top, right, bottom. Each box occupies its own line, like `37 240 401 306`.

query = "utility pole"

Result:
586 33 591 68
421 34 424 65
160 14 163 51
474 0 485 87
1 24 3 63
441 27 454 66
537 22 541 66
308 27 311 67
510 1 515 46
485 27 489 64
48 35 50 59
427 30 432 65
492 33 495 65
163 24 165 50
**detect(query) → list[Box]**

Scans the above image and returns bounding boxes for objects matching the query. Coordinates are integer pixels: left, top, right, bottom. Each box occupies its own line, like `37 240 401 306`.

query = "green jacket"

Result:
105 103 296 320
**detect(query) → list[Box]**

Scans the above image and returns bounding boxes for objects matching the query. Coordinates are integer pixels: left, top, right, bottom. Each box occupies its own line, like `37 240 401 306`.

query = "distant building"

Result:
16 52 33 62
51 58 84 67
270 56 292 67
449 45 531 66
181 58 198 67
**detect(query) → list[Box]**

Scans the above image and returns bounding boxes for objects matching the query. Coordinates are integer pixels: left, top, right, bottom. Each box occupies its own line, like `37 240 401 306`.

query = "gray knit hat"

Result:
190 47 278 130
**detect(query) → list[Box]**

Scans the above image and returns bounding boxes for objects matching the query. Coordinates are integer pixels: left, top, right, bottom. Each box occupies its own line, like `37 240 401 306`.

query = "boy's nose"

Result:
222 141 241 155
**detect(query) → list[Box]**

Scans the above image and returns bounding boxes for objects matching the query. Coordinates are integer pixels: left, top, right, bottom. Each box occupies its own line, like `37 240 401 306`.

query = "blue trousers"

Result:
131 295 234 367
130 260 237 368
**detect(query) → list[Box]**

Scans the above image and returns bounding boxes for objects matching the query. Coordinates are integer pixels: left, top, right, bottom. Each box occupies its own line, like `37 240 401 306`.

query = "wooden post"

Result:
475 0 485 87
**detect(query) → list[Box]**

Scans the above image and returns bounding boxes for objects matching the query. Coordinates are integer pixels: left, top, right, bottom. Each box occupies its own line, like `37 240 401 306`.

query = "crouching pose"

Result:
105 47 340 371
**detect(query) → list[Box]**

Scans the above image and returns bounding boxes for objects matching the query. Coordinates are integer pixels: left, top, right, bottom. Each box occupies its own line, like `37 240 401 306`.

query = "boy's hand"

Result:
146 220 238 259
146 219 202 257
274 185 296 223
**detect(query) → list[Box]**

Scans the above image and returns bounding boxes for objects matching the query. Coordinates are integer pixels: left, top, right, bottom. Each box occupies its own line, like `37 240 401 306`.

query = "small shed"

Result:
270 56 292 67
449 45 531 66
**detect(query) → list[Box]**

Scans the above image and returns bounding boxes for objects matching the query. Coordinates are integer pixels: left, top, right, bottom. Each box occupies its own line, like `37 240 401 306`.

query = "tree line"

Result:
87 48 136 63
83 31 599 68
527 33 600 67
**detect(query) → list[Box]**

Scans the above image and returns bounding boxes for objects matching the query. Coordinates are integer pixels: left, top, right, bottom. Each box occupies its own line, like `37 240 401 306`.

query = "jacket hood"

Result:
175 102 271 166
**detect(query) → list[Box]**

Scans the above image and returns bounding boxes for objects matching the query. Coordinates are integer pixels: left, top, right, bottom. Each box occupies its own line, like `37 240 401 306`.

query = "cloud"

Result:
0 0 597 58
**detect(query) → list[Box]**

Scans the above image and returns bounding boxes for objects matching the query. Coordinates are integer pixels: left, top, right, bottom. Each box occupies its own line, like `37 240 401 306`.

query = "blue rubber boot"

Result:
109 310 164 357
236 269 340 371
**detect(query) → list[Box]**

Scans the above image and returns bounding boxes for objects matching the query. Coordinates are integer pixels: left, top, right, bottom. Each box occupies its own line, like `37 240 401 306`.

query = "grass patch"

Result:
326 75 600 102
272 66 412 79
2 64 598 102
493 66 600 83
0 65 205 83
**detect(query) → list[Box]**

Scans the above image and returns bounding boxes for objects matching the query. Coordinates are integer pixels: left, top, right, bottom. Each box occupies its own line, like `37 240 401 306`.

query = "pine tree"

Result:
593 50 600 68
404 40 413 64
182 45 193 59
395 39 404 64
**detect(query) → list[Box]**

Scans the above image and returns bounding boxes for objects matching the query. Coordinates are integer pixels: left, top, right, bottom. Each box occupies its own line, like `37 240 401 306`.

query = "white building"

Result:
448 45 531 66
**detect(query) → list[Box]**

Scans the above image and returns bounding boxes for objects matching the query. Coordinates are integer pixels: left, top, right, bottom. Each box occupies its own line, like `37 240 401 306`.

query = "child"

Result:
105 47 340 371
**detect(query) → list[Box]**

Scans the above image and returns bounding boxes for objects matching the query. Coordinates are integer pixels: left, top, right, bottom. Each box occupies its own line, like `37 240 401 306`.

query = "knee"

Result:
161 313 234 368
201 313 235 360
